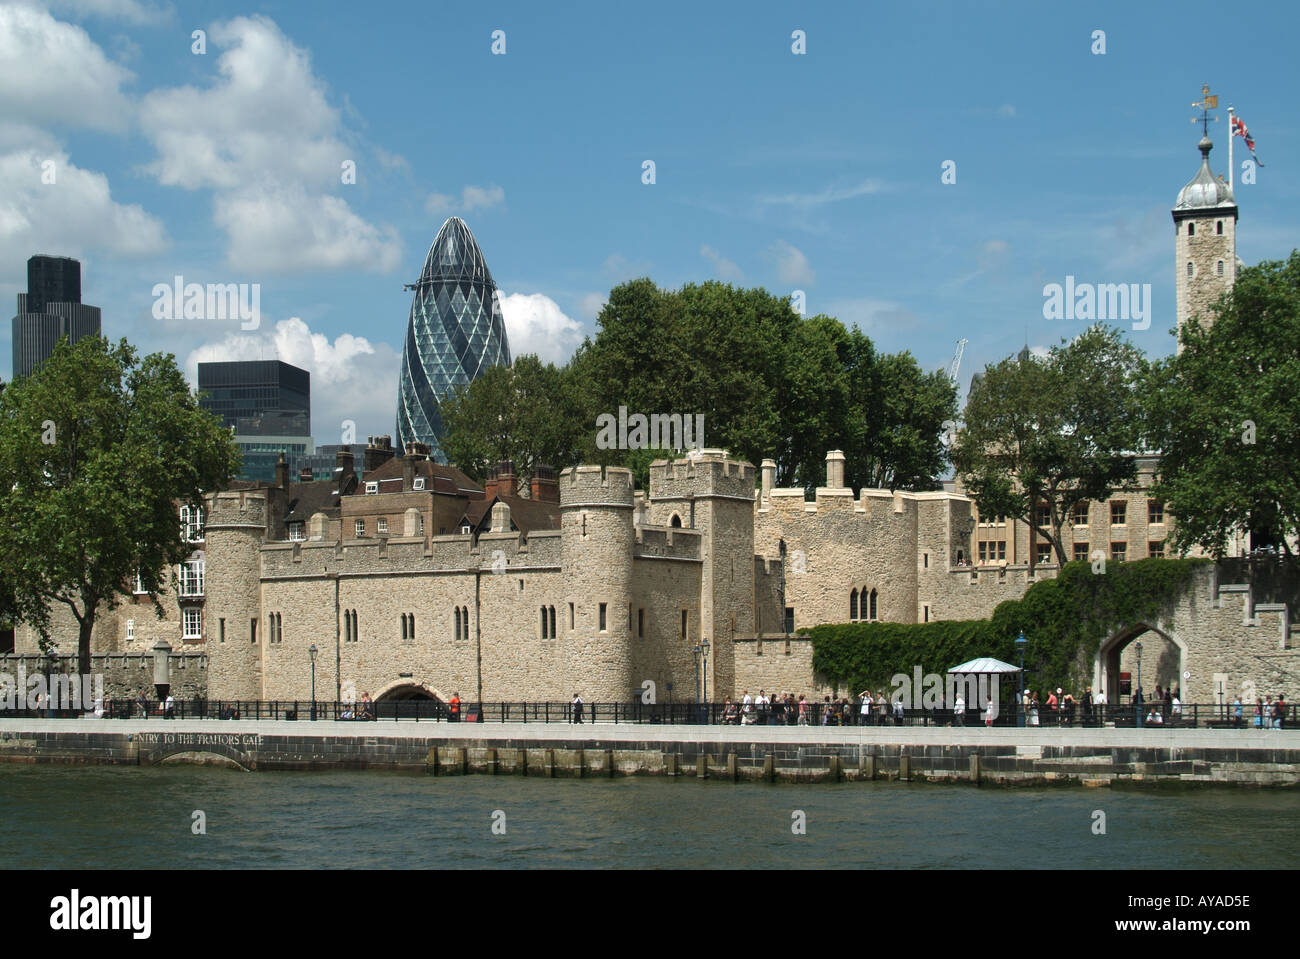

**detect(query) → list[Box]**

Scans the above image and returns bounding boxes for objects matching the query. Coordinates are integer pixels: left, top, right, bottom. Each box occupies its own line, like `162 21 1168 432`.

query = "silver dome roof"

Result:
1174 136 1236 211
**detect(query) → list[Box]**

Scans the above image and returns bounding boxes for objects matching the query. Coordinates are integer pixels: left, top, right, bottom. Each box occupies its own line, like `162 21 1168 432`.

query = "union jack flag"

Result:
1231 115 1265 167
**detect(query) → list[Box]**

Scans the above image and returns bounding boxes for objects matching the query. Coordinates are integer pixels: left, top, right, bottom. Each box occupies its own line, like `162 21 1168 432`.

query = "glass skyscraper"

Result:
10 255 101 378
396 217 511 460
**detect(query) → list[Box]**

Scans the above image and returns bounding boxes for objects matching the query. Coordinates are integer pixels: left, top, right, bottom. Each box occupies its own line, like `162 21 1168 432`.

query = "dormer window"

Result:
365 481 378 494
460 524 472 534
413 477 426 491
287 521 304 541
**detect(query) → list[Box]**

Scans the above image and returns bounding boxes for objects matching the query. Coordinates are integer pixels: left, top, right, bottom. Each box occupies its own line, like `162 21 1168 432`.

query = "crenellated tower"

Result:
560 466 637 701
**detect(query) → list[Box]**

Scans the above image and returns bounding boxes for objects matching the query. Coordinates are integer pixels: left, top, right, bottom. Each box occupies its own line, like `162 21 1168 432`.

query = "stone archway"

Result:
1095 622 1187 705
373 681 445 720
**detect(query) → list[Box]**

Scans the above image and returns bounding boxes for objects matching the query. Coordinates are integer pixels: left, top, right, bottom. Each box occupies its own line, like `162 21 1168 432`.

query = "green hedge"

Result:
807 558 1209 694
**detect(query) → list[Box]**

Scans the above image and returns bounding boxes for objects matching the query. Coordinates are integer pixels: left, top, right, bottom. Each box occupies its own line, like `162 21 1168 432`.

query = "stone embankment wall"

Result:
0 723 1296 786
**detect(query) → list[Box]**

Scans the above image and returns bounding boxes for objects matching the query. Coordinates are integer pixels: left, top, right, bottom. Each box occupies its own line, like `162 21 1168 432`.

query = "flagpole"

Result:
1228 105 1235 191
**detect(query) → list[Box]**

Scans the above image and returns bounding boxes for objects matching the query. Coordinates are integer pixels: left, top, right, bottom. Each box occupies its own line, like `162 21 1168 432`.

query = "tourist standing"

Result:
136 688 148 719
449 691 461 723
860 690 872 727
1233 695 1244 728
164 693 175 719
571 692 584 724
984 697 996 727
892 697 905 726
797 695 809 725
954 694 965 727
1082 687 1094 725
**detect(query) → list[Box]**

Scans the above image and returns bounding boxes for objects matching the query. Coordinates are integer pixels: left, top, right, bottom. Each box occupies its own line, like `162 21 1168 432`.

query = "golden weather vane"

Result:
1192 83 1220 137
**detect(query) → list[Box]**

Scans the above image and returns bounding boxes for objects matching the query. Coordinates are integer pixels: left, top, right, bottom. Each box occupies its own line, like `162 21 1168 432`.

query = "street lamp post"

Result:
692 644 701 724
700 638 710 724
308 644 318 721
1016 631 1027 728
1135 640 1144 728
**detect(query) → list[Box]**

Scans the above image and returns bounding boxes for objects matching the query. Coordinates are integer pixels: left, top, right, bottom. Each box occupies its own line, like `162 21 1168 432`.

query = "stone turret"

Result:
560 465 636 701
203 488 269 700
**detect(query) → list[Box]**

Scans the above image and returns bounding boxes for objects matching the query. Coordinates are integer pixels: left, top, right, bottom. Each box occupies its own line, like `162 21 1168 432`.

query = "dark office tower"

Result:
10 255 102 377
396 217 511 460
197 360 314 482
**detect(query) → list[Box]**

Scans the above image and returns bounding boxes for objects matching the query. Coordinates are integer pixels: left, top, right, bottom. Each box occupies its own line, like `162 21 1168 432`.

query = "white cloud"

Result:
497 291 584 365
768 240 814 286
138 15 399 273
578 292 606 320
0 5 134 131
997 103 1017 118
759 178 885 208
700 244 743 282
186 316 401 442
213 183 400 273
43 0 173 24
0 148 167 266
426 184 505 216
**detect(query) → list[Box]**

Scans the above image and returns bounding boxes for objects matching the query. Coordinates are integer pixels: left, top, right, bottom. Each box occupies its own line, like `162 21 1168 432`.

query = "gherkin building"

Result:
396 217 512 460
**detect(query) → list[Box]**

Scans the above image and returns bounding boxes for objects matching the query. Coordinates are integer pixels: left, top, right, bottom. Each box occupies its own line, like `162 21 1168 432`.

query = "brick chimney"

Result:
531 464 559 503
275 452 289 490
298 467 313 483
335 447 356 491
492 460 516 498
364 435 395 474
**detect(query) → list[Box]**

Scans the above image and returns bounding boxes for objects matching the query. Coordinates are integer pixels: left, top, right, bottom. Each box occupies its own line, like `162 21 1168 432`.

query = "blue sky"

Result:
2 0 1297 445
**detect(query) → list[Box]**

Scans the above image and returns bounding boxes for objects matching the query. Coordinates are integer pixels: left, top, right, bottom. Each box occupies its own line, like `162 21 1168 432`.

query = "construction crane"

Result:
947 338 968 384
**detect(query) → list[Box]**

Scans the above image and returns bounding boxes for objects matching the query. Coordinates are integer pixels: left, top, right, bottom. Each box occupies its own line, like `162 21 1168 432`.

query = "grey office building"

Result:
197 360 314 482
10 255 102 378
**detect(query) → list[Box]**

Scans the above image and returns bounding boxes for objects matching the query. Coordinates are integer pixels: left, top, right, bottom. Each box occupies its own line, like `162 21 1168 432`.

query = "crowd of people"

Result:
720 690 907 726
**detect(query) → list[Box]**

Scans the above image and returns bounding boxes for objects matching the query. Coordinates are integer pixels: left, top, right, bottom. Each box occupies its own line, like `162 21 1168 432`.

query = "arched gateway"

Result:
1094 622 1187 705
372 682 446 720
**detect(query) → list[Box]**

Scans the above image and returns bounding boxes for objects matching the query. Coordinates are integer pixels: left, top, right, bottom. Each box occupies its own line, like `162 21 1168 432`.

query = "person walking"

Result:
797 695 809 726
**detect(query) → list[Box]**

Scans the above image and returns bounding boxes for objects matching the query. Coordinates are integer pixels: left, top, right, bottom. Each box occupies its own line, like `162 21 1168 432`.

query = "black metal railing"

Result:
1 698 1287 729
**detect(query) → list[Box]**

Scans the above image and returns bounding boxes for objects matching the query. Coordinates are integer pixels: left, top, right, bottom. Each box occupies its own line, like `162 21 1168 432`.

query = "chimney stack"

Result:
825 450 846 489
364 435 395 474
335 447 356 491
531 464 559 503
298 467 313 483
760 458 776 505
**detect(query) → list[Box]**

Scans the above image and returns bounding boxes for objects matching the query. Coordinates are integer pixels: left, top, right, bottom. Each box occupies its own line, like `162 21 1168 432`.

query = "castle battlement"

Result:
648 450 755 502
634 525 702 561
205 487 270 527
259 527 564 577
561 465 635 507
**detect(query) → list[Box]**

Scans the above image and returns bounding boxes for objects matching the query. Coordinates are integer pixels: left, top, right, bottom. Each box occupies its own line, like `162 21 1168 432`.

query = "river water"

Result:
3 765 1297 868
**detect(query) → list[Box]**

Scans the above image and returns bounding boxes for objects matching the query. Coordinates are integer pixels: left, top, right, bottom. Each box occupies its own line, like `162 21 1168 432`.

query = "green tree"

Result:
1146 252 1300 559
0 336 239 673
851 351 956 491
953 325 1147 567
440 354 586 484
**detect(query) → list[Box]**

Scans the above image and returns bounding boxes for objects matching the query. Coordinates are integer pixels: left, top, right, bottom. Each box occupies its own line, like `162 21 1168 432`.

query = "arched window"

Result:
540 606 549 639
869 589 878 621
670 514 682 528
401 614 408 641
454 607 462 642
1217 260 1224 276
1187 261 1194 278
1216 220 1224 235
549 606 557 638
345 610 352 643
850 589 859 621
1188 222 1195 236
409 614 415 641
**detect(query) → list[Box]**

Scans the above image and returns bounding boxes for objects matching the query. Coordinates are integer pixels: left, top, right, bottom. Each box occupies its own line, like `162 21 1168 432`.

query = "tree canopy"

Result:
952 325 1148 566
0 336 240 672
441 279 957 492
1145 251 1300 559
